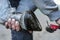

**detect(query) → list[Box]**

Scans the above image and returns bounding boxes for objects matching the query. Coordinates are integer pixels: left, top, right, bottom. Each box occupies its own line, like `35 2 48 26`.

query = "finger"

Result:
15 21 21 31
11 19 15 25
7 18 12 23
7 18 12 28
12 25 16 30
11 19 16 30
5 22 8 26
5 22 9 29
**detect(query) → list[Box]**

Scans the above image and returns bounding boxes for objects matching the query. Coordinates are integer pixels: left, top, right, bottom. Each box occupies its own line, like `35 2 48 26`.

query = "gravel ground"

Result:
0 24 11 40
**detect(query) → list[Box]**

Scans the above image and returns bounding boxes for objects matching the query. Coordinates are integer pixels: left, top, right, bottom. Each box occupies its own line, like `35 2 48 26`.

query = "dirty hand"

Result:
5 18 21 31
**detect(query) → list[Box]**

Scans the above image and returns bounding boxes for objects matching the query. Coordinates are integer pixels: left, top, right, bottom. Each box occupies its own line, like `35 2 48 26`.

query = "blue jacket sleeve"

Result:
33 0 60 21
0 0 10 23
0 0 16 24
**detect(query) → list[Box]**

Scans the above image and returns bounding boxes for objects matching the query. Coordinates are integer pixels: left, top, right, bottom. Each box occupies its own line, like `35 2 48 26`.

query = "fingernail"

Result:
11 19 16 25
15 21 19 25
16 21 18 24
12 19 15 22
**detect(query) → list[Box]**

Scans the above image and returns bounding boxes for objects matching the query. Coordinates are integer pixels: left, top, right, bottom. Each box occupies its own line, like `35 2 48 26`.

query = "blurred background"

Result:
0 0 60 40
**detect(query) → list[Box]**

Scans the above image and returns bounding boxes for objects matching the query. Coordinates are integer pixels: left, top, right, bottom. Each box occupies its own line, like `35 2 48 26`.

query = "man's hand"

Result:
5 18 21 31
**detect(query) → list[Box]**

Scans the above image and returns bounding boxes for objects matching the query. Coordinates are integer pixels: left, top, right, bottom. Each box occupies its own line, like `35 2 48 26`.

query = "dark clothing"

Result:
9 0 20 8
11 29 32 40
